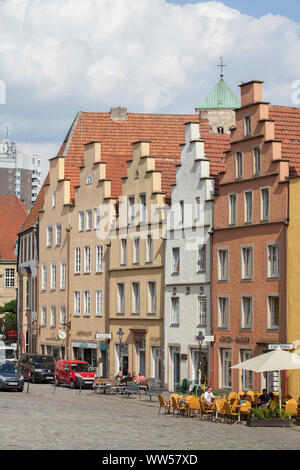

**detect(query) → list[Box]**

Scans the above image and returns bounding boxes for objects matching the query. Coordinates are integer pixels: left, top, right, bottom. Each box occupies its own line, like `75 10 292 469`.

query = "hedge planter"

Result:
247 419 292 428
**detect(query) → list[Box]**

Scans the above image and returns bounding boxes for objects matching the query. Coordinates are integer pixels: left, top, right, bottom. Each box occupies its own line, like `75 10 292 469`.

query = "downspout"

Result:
66 223 72 359
105 241 111 378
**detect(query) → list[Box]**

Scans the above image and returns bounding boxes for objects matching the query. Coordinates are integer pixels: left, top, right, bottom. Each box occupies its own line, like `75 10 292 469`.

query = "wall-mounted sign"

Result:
205 336 215 342
95 333 112 340
180 354 188 361
268 344 294 350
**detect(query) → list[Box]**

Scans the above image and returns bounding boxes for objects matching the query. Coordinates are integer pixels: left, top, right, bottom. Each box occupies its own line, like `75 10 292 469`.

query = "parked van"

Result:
0 343 17 362
18 354 56 383
54 360 95 389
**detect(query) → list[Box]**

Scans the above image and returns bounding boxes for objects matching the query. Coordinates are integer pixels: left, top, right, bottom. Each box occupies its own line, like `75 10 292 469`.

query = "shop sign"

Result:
99 343 107 351
180 354 188 360
204 336 214 342
268 344 294 350
95 333 112 340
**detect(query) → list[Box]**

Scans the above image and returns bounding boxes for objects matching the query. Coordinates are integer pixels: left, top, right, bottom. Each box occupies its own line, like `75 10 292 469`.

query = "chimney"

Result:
110 107 128 121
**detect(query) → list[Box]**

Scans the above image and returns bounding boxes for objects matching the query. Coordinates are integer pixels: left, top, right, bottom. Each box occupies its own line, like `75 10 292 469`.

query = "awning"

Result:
72 342 97 349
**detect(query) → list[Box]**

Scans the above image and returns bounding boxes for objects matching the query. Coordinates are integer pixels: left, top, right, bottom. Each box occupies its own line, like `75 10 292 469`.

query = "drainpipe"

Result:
105 242 111 378
66 224 72 360
284 218 289 395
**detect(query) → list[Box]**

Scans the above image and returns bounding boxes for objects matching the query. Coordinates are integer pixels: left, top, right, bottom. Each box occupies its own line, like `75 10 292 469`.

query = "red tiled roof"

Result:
22 111 230 230
20 173 49 233
0 195 28 260
269 106 300 177
61 112 230 200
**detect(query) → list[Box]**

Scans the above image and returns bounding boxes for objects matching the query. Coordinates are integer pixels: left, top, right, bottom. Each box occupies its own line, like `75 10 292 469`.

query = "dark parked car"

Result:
0 361 24 392
18 354 56 383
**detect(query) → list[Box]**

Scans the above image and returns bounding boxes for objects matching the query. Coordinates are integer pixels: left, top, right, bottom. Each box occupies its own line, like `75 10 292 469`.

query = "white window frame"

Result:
55 223 62 246
218 296 229 328
228 193 237 226
170 296 179 326
260 187 270 221
217 249 229 281
41 263 47 290
139 193 147 223
147 281 157 314
128 196 135 223
74 247 81 273
78 211 84 232
236 152 243 179
83 290 91 316
241 246 253 280
4 268 15 288
244 115 252 136
47 225 53 248
198 297 207 327
241 296 253 329
50 263 57 290
120 238 127 266
267 243 280 279
41 306 47 327
253 147 261 176
95 290 103 317
267 295 280 329
221 348 232 389
197 244 206 272
84 246 91 273
172 247 180 274
131 282 140 314
74 291 81 316
94 208 100 230
60 306 66 325
52 191 56 208
50 306 56 328
60 262 66 290
96 245 103 273
117 283 125 314
86 209 92 231
133 237 140 264
244 190 253 224
146 234 153 263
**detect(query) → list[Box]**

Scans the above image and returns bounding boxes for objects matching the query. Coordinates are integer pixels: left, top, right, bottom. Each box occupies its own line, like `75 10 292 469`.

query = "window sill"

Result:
267 277 280 281
170 323 180 328
240 278 253 283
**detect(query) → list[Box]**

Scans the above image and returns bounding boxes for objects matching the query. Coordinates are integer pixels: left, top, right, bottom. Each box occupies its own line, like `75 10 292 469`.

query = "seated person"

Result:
135 372 146 384
115 370 123 381
259 389 271 407
203 387 215 408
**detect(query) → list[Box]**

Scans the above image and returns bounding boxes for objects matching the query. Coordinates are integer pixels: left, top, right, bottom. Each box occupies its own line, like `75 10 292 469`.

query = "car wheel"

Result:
70 380 76 389
55 377 60 387
17 385 24 392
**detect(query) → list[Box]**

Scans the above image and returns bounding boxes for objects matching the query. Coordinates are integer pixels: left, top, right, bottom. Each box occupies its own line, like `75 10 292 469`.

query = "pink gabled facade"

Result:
211 81 289 393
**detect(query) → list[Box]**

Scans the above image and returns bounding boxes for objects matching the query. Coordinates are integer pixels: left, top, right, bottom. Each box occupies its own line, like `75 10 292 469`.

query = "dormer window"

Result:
217 127 224 134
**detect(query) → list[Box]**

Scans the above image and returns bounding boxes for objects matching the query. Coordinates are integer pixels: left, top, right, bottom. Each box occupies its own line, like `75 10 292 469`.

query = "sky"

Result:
0 0 300 180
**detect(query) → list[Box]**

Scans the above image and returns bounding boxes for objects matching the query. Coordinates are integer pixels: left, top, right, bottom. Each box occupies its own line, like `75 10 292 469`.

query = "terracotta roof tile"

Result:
0 195 28 259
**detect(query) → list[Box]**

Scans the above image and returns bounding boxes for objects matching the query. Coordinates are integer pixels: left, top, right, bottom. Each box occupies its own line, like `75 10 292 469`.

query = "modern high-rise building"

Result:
0 133 42 209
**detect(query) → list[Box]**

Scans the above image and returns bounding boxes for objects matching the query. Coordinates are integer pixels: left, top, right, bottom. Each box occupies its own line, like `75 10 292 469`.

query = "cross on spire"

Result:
218 56 226 81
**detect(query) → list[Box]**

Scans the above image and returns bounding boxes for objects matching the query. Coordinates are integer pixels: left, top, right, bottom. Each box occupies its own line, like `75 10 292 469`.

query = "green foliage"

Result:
0 300 17 330
252 402 291 421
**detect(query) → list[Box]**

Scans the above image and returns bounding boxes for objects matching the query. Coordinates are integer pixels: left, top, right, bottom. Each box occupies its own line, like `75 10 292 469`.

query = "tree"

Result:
0 299 17 330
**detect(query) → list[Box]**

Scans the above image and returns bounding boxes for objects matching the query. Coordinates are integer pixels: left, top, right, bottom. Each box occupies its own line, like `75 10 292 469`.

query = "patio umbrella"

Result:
231 348 300 408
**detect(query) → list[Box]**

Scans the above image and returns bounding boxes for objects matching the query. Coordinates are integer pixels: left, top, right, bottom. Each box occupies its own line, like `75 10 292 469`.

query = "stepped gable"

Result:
269 105 300 177
19 173 49 233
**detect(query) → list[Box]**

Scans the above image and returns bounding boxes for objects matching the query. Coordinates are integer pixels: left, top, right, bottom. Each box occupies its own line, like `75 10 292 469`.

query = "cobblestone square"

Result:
0 384 300 450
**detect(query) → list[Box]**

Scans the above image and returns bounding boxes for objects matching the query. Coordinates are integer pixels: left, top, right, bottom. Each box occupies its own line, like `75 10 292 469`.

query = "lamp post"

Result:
117 327 124 374
196 331 205 387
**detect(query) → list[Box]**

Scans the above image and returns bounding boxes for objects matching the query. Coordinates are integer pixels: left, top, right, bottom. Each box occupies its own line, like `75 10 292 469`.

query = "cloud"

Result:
0 0 300 168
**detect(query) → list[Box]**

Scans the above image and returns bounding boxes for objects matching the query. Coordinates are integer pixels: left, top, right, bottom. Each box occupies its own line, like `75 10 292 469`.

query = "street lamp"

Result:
196 331 205 387
117 327 124 374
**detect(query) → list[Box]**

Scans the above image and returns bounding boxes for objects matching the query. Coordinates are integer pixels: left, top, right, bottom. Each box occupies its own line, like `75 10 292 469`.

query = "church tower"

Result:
196 58 240 135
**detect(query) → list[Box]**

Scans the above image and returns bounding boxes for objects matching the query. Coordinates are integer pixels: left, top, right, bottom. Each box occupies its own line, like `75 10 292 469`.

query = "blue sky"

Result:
1 0 300 175
167 0 300 23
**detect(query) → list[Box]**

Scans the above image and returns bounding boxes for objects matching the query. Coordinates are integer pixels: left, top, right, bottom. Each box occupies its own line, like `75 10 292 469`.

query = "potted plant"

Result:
247 401 292 427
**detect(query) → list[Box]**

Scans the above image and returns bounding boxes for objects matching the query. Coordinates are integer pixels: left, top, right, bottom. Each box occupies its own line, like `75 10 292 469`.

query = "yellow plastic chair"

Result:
227 392 237 402
238 391 245 400
285 399 298 417
223 401 240 424
158 394 172 415
171 396 189 417
188 396 201 418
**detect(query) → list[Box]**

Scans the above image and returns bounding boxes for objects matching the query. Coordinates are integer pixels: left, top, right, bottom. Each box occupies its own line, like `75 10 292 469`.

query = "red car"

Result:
54 359 95 389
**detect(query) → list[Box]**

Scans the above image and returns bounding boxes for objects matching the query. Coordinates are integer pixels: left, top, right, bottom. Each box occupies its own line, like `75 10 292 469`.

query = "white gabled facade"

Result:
164 122 214 392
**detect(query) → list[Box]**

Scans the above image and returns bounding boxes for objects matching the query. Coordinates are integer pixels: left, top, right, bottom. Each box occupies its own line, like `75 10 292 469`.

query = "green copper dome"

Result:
198 79 240 109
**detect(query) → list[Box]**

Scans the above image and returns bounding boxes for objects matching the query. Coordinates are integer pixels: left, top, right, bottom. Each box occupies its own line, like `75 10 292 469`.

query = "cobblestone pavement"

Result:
0 384 300 450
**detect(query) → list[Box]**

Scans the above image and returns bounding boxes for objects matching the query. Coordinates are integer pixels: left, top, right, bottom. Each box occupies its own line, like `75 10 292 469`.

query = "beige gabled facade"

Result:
109 141 166 381
38 142 115 372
